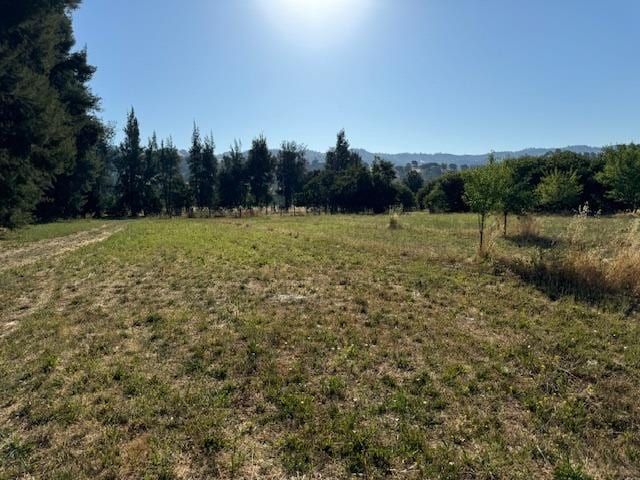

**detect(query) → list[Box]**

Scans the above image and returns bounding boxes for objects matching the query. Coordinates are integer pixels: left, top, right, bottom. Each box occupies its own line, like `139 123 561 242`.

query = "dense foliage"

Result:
1 0 105 227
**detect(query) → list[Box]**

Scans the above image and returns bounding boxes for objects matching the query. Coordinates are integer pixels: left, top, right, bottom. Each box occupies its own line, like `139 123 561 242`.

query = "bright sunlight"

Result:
256 0 374 49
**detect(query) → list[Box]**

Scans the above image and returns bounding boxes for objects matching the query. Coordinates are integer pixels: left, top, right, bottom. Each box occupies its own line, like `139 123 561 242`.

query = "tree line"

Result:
423 147 640 250
2 1 639 229
107 112 416 218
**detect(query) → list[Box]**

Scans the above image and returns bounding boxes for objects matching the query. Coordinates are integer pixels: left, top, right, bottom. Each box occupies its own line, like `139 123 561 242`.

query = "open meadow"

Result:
1 213 639 479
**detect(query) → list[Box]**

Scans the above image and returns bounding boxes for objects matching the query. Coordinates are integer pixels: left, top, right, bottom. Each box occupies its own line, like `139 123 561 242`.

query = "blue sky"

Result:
73 0 640 154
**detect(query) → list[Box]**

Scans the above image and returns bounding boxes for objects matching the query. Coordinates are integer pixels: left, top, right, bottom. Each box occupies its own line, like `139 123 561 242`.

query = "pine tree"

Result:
219 140 248 215
0 0 103 227
114 108 144 216
325 130 361 172
158 137 187 216
187 123 204 211
276 141 307 211
142 133 162 215
246 135 275 209
200 133 218 214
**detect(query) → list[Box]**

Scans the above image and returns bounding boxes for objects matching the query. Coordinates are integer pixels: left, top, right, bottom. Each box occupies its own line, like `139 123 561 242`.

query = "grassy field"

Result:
1 213 638 479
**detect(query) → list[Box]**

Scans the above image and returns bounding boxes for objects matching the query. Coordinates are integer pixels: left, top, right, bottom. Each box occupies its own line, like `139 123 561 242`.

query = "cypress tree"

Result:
114 108 144 216
187 123 204 211
246 135 275 209
201 133 218 214
142 133 162 215
219 140 248 215
158 137 187 217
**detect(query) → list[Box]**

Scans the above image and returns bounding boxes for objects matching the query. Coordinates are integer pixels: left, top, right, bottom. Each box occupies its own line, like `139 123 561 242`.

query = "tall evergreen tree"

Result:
114 108 144 216
85 123 117 217
219 140 248 214
187 123 204 210
0 0 103 227
200 133 218 213
276 141 307 211
246 135 275 208
142 133 162 214
325 130 362 172
158 137 187 216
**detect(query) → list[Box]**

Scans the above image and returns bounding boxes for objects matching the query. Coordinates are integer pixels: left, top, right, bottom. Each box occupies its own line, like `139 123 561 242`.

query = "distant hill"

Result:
347 146 602 167
178 145 602 174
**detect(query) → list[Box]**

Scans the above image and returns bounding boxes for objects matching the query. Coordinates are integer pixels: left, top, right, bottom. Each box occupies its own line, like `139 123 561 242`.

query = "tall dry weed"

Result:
605 219 640 296
497 217 640 304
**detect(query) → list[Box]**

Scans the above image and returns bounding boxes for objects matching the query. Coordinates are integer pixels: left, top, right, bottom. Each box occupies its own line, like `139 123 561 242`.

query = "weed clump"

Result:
388 214 402 230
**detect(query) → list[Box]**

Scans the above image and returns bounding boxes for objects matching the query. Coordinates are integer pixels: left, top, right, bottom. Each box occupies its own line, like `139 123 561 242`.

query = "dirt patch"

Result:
0 224 123 273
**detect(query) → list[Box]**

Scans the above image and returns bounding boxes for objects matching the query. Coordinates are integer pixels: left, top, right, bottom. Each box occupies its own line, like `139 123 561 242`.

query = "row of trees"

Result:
110 113 415 218
111 109 309 216
454 147 640 250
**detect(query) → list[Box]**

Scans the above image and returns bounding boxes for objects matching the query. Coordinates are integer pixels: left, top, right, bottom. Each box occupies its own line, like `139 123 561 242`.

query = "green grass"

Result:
0 213 638 479
0 218 108 245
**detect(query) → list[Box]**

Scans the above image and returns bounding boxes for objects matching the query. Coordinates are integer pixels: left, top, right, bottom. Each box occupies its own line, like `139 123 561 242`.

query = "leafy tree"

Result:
394 182 416 211
536 168 583 211
114 109 144 216
419 173 468 212
246 135 275 209
219 140 248 214
298 170 333 212
498 161 536 235
597 144 640 211
404 170 424 193
463 161 509 252
276 141 307 211
370 157 397 213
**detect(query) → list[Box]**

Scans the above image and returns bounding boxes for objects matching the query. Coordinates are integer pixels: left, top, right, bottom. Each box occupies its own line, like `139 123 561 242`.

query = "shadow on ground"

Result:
506 234 558 249
493 253 638 313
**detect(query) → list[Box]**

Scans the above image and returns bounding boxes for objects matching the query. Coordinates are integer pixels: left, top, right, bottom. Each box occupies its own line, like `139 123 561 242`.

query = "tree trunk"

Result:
503 212 508 237
478 213 485 253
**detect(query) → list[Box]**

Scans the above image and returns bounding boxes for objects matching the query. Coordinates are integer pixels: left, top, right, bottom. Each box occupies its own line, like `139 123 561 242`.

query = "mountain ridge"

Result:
179 145 602 168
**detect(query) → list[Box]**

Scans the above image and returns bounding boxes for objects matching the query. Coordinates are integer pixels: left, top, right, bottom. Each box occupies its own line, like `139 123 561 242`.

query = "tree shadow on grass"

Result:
493 254 638 313
506 234 558 249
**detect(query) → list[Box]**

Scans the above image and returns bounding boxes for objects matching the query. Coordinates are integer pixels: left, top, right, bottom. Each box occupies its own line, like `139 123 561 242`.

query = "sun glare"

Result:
256 0 373 49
